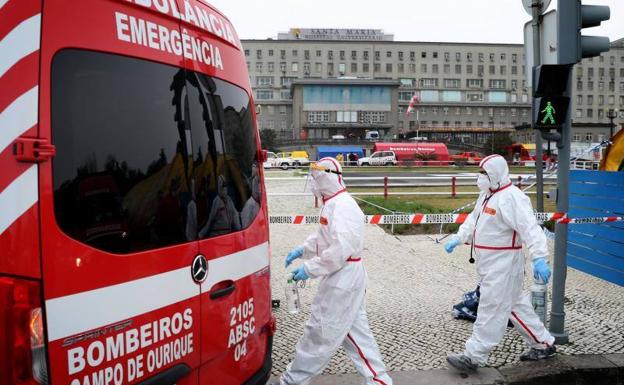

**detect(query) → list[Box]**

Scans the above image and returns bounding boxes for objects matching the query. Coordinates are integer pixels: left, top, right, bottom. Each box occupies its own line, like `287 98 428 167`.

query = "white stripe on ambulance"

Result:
45 242 269 342
0 165 38 235
115 12 224 70
0 86 39 155
0 13 41 78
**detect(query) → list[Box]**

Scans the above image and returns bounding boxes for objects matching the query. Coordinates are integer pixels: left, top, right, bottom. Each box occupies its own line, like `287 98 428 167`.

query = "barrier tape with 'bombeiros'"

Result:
269 213 624 225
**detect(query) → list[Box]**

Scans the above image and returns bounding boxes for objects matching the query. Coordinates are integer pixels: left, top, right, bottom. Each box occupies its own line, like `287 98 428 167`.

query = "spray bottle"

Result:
531 277 547 325
285 278 301 314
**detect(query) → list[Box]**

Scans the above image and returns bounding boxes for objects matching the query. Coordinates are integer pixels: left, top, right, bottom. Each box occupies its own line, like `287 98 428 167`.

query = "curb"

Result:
271 354 624 385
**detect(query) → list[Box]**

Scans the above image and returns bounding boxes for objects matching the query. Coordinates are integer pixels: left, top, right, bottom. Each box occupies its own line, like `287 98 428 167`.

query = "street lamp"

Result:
607 109 618 139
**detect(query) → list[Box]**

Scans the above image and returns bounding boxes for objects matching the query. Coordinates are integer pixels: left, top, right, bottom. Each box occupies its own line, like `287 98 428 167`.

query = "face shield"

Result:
304 163 325 199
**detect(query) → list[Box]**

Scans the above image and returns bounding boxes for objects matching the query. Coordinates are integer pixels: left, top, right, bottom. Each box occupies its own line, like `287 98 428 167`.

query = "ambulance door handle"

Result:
209 280 236 300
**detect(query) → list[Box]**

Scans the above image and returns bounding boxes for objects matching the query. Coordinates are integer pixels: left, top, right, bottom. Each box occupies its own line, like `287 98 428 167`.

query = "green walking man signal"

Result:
541 101 556 125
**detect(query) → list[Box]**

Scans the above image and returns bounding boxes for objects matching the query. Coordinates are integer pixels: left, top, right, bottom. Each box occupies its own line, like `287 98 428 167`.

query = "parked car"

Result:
357 151 398 166
278 150 310 167
264 151 277 168
365 130 380 140
332 134 345 140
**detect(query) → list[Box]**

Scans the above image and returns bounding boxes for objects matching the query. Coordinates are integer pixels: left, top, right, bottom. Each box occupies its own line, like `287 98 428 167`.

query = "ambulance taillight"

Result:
0 278 48 385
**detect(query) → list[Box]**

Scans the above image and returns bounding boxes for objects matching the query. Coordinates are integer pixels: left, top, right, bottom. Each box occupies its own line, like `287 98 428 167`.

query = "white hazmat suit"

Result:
450 154 555 366
279 157 393 385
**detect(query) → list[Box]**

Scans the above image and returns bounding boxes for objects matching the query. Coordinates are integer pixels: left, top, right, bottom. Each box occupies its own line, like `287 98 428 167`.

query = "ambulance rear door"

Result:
38 1 203 385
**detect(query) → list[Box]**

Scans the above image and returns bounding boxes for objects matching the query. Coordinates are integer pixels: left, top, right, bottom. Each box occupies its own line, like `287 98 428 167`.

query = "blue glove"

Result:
444 237 461 254
532 258 551 283
285 246 304 267
292 266 309 281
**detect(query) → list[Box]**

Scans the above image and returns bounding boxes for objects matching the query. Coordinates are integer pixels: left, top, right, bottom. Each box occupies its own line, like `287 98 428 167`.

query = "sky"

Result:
208 0 624 44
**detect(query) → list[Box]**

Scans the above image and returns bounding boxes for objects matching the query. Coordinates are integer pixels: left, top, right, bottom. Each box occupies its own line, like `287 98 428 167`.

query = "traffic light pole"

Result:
532 0 544 212
549 69 571 344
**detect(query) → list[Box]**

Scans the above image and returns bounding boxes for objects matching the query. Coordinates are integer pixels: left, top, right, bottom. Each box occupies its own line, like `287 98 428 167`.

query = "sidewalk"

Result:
287 354 624 385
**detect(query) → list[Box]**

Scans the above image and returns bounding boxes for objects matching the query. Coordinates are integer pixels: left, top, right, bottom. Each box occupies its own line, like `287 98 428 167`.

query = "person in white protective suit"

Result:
273 157 393 385
444 154 556 371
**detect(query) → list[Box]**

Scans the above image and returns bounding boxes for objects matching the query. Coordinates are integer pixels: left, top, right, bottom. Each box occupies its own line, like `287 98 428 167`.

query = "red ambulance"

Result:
0 1 274 385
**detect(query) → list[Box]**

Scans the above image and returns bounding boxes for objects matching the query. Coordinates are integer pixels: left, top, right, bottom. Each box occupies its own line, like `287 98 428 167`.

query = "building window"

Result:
358 111 386 123
363 51 369 60
256 76 273 86
433 52 438 58
280 90 292 100
374 63 380 72
500 66 506 75
432 64 439 74
576 109 583 118
375 51 380 60
328 50 333 60
304 62 311 74
351 50 357 60
244 49 249 56
280 62 286 72
467 92 484 102
467 79 483 88
455 64 461 74
398 63 404 73
489 79 506 89
398 51 404 61
386 51 392 58
304 50 310 60
467 65 473 74
363 63 370 72
399 91 413 101
587 109 593 118
280 50 286 59
340 50 345 60
410 51 416 61
409 64 416 73
339 63 346 75
444 79 461 88
316 50 322 57
588 95 594 105
585 132 593 141
255 62 263 72
478 53 484 62
421 51 427 58
386 63 393 72
315 62 322 73
291 62 298 72
444 52 450 61
268 62 274 72
308 111 330 123
280 77 296 86
420 78 439 88
351 63 357 72
573 133 581 142
489 53 495 62
421 64 427 73
256 90 274 100
489 65 496 74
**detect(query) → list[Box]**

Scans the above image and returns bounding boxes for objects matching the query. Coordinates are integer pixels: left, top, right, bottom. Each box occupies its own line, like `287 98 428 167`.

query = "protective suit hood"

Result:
308 157 346 199
479 155 511 191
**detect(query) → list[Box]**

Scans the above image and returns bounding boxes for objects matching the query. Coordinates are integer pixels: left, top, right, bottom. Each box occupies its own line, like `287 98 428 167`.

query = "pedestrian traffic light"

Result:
532 64 573 142
557 0 611 65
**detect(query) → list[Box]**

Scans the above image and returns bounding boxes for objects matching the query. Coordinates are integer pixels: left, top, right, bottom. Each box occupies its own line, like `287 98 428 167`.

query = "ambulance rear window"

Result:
51 50 260 253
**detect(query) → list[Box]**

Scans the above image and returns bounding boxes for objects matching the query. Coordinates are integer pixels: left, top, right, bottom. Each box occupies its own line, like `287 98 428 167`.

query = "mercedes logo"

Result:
191 255 208 283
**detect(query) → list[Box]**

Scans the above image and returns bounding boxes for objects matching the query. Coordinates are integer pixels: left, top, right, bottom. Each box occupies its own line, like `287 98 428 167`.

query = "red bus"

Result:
0 1 273 385
372 142 450 166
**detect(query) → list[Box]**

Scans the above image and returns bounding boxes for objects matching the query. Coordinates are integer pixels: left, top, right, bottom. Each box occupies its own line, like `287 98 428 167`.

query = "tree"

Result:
484 133 513 156
259 129 277 151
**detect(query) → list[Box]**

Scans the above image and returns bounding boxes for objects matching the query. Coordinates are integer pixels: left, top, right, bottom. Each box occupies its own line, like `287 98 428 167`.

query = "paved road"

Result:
266 177 624 378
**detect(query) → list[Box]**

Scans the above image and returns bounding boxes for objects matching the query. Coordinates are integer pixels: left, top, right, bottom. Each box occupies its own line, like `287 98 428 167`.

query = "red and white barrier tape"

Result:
269 213 624 225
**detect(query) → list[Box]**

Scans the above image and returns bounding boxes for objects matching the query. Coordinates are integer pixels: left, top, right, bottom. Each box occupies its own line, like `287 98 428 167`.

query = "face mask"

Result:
477 173 491 192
